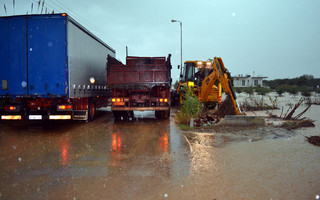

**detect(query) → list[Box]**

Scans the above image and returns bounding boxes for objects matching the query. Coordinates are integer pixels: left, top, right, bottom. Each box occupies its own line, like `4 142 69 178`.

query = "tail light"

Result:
112 98 123 102
159 98 168 103
57 105 72 111
4 106 18 111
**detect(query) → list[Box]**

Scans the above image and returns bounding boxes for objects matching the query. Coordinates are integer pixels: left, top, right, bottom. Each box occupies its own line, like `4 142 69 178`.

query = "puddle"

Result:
184 126 297 148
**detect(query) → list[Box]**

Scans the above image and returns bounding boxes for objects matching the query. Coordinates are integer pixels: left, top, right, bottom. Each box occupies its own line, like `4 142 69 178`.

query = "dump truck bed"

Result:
107 56 171 90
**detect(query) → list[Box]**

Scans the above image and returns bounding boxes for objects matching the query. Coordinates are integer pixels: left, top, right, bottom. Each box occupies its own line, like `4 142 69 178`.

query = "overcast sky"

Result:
2 0 320 82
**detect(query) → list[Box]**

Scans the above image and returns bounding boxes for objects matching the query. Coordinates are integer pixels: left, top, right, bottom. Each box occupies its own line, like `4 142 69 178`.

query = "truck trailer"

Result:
107 55 172 120
0 14 115 121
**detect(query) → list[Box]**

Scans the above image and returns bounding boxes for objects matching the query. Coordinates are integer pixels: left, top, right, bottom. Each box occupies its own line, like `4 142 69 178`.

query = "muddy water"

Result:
0 101 319 199
0 110 190 199
176 93 320 199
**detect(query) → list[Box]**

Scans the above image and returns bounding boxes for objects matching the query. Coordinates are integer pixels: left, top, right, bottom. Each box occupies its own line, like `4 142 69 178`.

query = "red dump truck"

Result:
107 54 172 120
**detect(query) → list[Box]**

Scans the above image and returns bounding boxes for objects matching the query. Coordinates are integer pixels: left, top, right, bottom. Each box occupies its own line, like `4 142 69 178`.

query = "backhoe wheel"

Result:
87 100 96 122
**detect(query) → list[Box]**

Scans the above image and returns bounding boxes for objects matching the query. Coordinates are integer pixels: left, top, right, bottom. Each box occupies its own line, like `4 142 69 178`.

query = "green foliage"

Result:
264 74 320 91
300 86 312 97
275 86 285 96
180 86 202 118
243 87 254 96
234 87 243 94
255 87 271 96
175 111 191 125
287 85 299 96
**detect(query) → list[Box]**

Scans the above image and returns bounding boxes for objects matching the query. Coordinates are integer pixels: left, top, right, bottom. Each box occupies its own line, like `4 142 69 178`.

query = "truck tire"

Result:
155 111 163 119
155 110 170 119
113 111 121 120
88 100 96 122
163 109 170 119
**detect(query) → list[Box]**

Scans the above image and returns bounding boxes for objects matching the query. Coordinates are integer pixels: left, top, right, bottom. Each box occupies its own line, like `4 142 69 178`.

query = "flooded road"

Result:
0 109 190 199
0 105 320 199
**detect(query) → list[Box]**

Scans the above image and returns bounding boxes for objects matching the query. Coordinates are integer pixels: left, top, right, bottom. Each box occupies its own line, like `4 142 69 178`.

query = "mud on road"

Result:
0 104 320 199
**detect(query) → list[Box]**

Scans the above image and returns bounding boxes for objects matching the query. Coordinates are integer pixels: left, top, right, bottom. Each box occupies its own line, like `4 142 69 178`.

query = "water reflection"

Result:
159 132 169 153
60 136 69 166
108 116 173 176
111 130 122 153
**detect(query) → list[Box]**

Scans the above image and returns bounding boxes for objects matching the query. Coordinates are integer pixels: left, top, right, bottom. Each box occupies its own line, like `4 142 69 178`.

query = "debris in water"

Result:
267 97 312 121
18 157 21 162
282 120 315 130
164 193 168 198
306 136 320 147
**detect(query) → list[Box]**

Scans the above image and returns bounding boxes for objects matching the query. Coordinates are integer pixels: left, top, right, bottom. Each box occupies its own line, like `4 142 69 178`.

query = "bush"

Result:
288 85 299 96
300 86 312 97
234 87 243 94
275 87 285 96
180 87 202 119
175 111 191 125
255 87 271 96
243 87 254 96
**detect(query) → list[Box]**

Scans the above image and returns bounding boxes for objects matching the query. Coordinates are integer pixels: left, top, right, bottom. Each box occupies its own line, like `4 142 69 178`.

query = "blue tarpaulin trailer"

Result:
0 14 115 121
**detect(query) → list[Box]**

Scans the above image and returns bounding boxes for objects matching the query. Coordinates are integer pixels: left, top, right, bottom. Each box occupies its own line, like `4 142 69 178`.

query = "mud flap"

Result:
72 110 88 121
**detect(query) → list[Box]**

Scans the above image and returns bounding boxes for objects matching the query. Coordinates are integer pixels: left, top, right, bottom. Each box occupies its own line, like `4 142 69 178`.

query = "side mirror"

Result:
177 65 180 69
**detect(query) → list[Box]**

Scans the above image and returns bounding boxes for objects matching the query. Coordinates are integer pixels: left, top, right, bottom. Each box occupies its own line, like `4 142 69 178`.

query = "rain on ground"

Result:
0 94 320 200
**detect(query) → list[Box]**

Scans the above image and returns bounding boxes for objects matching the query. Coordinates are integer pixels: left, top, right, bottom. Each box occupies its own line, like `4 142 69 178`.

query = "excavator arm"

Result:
200 57 243 115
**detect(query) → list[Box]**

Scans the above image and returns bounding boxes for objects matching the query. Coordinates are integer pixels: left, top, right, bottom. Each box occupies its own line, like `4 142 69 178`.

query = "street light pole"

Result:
171 19 182 77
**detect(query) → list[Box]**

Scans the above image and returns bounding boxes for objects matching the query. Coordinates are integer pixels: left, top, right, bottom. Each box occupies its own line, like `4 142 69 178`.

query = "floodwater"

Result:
0 94 320 199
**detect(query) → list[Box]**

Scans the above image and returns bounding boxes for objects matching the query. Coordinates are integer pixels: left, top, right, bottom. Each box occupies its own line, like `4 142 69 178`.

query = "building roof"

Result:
232 75 268 79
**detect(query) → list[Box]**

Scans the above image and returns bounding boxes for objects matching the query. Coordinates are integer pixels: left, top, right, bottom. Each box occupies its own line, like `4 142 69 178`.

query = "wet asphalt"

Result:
1 106 320 199
0 108 190 199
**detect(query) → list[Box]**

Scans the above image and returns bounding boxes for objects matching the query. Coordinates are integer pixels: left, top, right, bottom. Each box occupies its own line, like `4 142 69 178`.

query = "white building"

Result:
232 74 267 87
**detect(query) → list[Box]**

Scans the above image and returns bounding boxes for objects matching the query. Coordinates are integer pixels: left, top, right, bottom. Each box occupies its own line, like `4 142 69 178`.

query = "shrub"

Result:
275 87 285 96
243 87 254 96
255 87 271 96
174 111 190 125
288 85 299 96
300 86 312 97
234 87 243 94
180 87 202 119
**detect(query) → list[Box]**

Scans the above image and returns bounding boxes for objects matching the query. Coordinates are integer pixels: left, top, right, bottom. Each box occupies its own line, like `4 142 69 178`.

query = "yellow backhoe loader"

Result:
176 57 243 115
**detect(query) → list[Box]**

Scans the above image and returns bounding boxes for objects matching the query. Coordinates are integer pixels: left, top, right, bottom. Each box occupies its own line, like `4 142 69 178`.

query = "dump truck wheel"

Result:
88 100 96 122
163 109 170 119
113 111 121 120
155 111 163 119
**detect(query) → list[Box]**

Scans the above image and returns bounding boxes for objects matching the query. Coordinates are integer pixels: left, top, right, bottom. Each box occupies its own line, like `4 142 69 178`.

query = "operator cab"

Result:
182 61 212 85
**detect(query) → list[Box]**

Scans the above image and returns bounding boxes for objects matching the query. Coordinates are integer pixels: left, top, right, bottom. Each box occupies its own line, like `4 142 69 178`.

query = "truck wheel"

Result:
163 109 170 119
128 111 134 119
155 111 163 119
113 111 121 120
88 100 96 122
